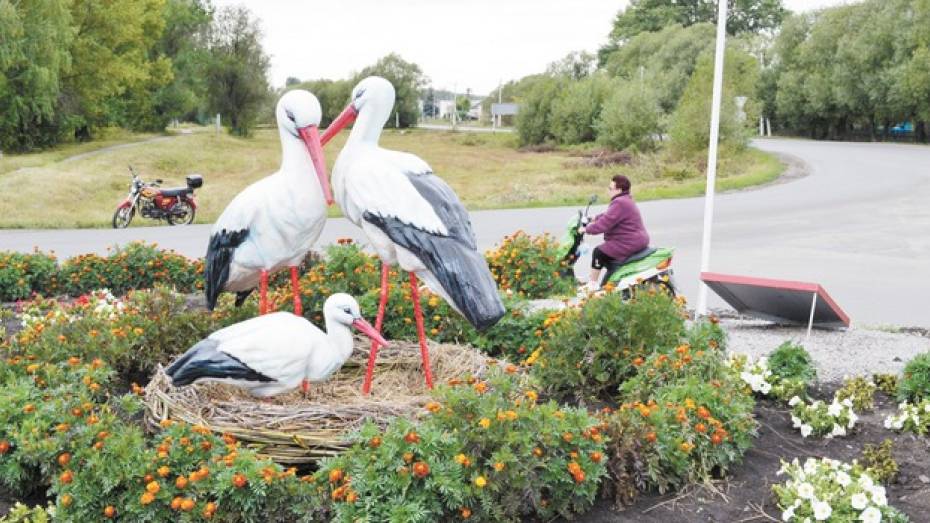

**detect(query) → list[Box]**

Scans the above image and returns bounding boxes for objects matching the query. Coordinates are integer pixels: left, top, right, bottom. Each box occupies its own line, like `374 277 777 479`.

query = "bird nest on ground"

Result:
144 339 493 464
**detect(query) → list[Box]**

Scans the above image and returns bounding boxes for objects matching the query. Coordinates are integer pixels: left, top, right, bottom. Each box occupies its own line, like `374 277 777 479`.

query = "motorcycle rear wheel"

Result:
112 207 134 229
167 201 195 225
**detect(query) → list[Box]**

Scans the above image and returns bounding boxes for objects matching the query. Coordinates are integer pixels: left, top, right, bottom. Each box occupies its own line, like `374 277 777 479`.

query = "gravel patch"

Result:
722 318 930 382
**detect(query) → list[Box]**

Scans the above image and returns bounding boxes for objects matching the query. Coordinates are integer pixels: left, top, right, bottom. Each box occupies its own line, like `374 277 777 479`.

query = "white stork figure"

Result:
166 293 388 397
319 76 505 394
204 89 333 316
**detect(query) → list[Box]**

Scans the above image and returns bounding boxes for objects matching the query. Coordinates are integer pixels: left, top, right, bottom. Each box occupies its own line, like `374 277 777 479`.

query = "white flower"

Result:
924 403 930 413
870 486 887 507
782 506 796 522
800 424 813 438
847 411 859 429
759 380 772 394
792 416 803 428
851 493 869 510
841 398 853 408
812 500 832 521
789 396 802 406
831 424 847 437
859 506 882 523
883 416 893 429
740 371 753 384
835 470 851 486
859 475 874 489
828 401 843 417
797 482 815 500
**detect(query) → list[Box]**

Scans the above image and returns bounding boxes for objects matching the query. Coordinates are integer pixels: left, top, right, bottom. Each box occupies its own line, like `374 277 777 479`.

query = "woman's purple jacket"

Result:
584 193 650 261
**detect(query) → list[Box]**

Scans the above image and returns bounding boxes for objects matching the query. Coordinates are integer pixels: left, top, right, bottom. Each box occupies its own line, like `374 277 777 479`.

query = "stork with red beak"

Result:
320 76 506 394
204 89 333 315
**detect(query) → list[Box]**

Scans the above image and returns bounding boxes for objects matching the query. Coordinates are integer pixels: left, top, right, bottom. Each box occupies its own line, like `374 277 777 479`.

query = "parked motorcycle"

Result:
112 166 202 228
557 195 677 296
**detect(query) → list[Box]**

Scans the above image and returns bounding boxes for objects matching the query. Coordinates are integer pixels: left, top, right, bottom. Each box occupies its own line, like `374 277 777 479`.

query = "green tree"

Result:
546 51 597 80
204 6 271 137
550 74 614 144
356 53 427 128
290 78 352 127
515 76 565 146
603 0 787 51
0 0 72 152
669 46 759 153
596 80 663 151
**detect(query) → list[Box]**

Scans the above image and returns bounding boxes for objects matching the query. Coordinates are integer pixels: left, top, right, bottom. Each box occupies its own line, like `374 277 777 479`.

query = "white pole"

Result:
806 292 818 340
696 0 729 316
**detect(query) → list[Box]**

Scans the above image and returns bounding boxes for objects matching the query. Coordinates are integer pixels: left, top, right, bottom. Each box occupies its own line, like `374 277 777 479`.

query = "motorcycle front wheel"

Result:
112 207 134 229
167 201 195 225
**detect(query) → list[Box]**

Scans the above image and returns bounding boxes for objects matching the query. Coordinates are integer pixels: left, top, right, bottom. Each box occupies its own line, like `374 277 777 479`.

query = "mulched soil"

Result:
576 385 930 523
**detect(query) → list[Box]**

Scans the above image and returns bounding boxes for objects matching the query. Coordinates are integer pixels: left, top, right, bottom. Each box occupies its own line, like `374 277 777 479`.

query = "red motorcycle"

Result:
112 166 202 228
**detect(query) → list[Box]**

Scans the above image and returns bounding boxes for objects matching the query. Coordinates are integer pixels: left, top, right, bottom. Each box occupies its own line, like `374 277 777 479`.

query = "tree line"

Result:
0 0 270 152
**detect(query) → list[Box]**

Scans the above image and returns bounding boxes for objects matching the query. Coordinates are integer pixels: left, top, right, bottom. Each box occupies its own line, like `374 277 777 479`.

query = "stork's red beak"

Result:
320 104 359 146
297 125 333 206
352 317 389 348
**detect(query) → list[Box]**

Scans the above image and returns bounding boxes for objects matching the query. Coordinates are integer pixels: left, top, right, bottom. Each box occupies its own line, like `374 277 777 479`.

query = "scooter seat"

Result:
606 247 656 269
159 187 192 197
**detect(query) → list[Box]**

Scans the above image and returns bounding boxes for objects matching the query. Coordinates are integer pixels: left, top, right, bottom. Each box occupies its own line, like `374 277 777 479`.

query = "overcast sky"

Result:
211 0 855 94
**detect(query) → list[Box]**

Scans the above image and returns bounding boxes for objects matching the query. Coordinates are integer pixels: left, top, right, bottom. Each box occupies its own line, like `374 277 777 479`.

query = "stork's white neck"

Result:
346 100 392 147
323 316 355 364
278 126 320 189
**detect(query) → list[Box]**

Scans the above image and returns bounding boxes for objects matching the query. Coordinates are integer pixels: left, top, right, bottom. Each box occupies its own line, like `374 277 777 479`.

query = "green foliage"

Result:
862 439 899 484
836 375 877 412
873 373 899 396
602 0 786 51
204 6 270 137
0 252 59 301
767 341 816 382
291 78 353 127
311 368 607 522
357 53 427 128
669 47 759 153
549 74 614 145
533 287 687 402
597 79 663 151
0 503 53 522
485 231 574 299
898 351 930 402
58 242 202 296
516 76 565 146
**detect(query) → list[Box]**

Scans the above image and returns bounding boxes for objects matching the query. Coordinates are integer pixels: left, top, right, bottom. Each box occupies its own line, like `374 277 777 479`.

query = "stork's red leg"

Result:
408 272 434 389
290 266 302 316
259 269 269 315
362 262 391 395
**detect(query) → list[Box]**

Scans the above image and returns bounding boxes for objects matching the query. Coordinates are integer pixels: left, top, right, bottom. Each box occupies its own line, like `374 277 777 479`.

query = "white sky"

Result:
212 0 854 94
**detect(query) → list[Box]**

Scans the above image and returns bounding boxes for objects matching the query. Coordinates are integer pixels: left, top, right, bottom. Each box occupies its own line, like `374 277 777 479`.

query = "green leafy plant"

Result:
0 503 53 522
533 287 687 401
772 458 908 523
485 231 574 299
311 367 607 522
862 439 899 484
898 352 930 402
767 341 817 383
873 373 899 396
788 396 858 439
836 376 877 412
0 251 59 301
883 399 930 435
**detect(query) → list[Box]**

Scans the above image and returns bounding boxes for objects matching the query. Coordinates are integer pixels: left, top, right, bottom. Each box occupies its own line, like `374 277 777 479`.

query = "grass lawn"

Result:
0 128 783 228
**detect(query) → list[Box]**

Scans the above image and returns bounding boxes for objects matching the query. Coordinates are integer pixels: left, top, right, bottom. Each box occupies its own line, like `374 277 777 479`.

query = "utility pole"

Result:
696 0 729 316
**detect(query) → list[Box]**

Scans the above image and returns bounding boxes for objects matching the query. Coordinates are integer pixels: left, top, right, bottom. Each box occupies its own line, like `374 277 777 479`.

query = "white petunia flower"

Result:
792 416 803 428
797 482 815 500
828 401 843 417
859 475 874 489
789 396 802 406
782 506 796 522
800 424 813 438
831 424 847 437
883 416 893 429
870 486 887 507
835 471 851 486
859 506 882 523
759 380 772 394
851 493 869 510
841 398 853 408
812 500 832 521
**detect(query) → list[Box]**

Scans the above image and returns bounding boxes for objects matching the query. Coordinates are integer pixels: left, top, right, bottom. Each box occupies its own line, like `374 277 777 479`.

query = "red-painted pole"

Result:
362 263 391 394
290 266 302 316
408 272 434 389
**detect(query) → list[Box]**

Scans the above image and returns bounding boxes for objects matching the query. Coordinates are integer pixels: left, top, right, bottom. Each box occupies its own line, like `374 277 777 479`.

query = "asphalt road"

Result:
2 138 928 327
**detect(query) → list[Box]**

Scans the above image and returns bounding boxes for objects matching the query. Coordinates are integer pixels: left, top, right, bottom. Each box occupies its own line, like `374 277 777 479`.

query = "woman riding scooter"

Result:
579 174 650 292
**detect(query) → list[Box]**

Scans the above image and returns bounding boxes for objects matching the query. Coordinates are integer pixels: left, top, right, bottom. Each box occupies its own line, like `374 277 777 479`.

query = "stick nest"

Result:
144 339 493 463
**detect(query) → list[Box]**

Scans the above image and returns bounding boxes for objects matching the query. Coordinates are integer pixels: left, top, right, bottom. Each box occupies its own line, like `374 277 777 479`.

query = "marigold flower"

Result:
478 418 491 429
461 507 472 519
474 475 487 488
140 492 155 505
493 462 505 472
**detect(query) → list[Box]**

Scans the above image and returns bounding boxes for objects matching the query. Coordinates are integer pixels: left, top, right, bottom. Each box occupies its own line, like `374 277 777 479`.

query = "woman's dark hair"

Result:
611 174 631 193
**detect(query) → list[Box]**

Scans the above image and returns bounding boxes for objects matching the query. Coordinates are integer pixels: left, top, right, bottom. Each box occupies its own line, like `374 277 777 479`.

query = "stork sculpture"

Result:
320 76 505 393
204 89 333 315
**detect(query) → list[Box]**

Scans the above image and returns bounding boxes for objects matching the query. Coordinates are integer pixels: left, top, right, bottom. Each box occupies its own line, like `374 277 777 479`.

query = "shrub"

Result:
57 242 201 297
772 458 908 523
485 231 574 299
862 439 899 484
0 251 59 302
898 351 930 402
533 288 686 402
873 373 899 396
596 79 662 152
311 367 607 522
767 341 817 383
516 76 565 146
606 377 756 494
727 353 808 403
0 503 53 522
470 304 552 363
836 376 877 412
549 74 613 145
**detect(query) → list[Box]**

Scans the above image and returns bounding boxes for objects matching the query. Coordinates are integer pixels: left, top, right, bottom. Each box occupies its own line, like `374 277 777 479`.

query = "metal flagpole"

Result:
696 0 729 316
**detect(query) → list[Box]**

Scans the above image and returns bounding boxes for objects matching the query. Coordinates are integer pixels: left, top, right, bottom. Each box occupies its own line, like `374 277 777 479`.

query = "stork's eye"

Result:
354 89 365 100
285 110 296 123
343 307 352 315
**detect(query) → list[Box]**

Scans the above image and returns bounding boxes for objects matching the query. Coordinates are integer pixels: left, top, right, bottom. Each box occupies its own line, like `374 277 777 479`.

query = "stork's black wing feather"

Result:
204 228 249 310
166 338 274 387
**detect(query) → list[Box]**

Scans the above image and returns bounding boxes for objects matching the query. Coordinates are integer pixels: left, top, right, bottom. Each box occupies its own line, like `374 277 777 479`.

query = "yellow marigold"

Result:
474 476 487 488
493 462 505 472
524 390 538 403
478 418 491 429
